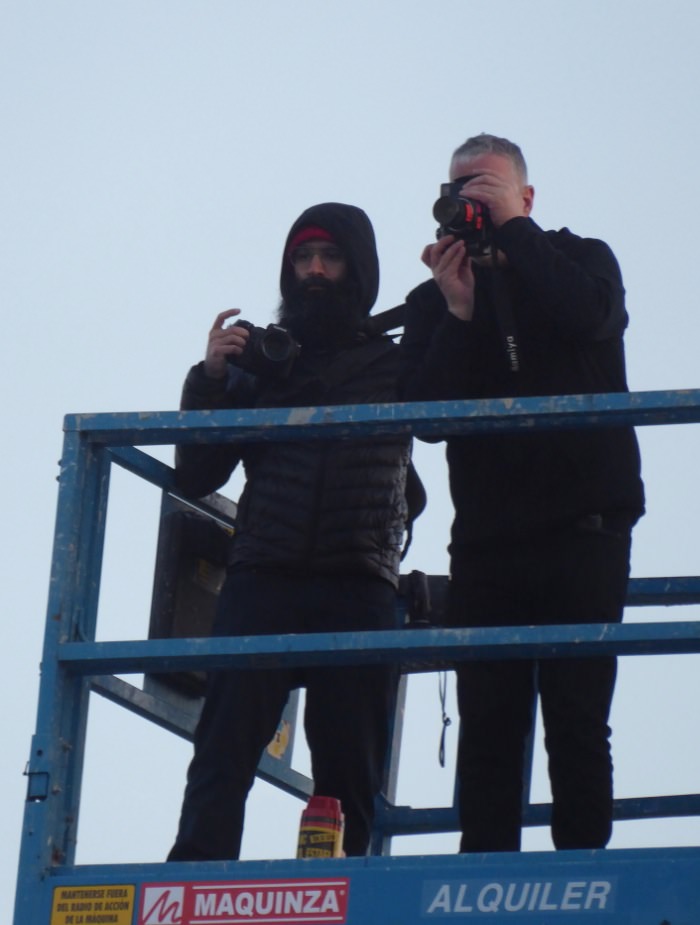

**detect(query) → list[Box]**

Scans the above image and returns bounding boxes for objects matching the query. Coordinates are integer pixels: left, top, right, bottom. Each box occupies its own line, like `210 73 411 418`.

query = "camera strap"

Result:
489 265 521 374
361 303 406 338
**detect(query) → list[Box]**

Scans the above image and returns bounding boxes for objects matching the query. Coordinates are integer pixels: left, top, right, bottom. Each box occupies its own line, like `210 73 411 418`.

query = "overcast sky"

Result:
3 2 700 921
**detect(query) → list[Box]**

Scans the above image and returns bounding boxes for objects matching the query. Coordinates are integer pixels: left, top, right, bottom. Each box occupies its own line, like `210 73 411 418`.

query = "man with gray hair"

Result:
401 134 644 852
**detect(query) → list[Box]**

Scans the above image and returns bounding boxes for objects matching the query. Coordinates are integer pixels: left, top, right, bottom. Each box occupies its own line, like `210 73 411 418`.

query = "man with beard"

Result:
167 202 414 861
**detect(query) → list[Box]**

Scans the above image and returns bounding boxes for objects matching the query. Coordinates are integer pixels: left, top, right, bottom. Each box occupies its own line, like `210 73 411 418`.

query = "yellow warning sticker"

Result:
267 719 291 759
51 884 135 925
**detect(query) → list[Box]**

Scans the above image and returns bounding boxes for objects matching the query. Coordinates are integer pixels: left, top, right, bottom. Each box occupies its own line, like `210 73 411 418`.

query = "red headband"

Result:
287 225 335 256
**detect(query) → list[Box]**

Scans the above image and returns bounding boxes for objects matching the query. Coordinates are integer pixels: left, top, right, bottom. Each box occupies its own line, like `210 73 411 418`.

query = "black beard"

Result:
277 277 366 350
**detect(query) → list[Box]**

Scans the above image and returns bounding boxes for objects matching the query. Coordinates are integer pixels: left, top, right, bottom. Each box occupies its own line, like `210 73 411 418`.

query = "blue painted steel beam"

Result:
627 575 700 605
16 431 112 892
56 621 700 677
65 388 700 446
375 794 700 838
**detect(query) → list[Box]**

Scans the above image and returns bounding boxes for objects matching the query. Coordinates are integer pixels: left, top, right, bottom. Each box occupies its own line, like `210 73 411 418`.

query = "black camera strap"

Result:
489 264 521 374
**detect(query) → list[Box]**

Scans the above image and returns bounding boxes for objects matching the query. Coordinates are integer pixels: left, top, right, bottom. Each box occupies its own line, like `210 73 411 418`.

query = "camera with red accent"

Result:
433 176 493 257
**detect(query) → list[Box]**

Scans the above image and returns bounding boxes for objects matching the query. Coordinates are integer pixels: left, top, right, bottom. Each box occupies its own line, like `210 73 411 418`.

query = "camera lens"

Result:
261 326 295 362
433 196 463 227
433 196 484 231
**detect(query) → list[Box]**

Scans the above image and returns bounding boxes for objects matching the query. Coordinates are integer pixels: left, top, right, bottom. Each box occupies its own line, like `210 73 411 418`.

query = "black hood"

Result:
280 202 379 317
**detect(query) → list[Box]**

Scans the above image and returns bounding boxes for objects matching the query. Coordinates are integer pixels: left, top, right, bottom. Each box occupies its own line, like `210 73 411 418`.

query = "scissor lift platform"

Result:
36 847 700 924
14 394 700 924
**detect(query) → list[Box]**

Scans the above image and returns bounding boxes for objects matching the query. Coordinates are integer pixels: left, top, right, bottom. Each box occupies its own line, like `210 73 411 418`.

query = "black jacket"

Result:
176 203 411 586
400 216 645 546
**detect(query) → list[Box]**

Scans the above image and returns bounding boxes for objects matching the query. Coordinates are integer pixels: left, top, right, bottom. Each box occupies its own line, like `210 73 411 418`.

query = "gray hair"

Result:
451 134 528 183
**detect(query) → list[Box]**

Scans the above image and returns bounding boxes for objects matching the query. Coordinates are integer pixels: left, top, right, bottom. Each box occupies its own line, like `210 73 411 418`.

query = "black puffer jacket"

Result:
176 203 411 587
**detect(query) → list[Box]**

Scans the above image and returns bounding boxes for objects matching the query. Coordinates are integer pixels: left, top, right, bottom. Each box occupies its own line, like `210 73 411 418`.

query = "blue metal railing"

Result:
13 390 700 925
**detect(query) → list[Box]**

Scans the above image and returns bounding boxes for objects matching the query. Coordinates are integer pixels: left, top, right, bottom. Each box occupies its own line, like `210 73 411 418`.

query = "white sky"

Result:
3 1 700 920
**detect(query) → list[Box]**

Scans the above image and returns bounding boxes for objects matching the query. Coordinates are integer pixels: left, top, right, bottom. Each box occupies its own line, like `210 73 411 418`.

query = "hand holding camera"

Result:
424 235 476 323
205 308 250 379
205 309 300 381
429 176 484 321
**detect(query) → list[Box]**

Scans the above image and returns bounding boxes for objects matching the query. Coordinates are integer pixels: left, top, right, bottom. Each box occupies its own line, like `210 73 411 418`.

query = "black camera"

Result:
433 177 493 257
228 320 300 379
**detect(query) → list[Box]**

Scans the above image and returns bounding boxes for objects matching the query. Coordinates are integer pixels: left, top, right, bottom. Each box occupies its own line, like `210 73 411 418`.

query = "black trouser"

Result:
168 570 398 861
448 515 633 852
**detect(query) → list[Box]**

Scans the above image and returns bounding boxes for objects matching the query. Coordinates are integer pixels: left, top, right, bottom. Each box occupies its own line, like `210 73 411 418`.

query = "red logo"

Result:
139 878 350 925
